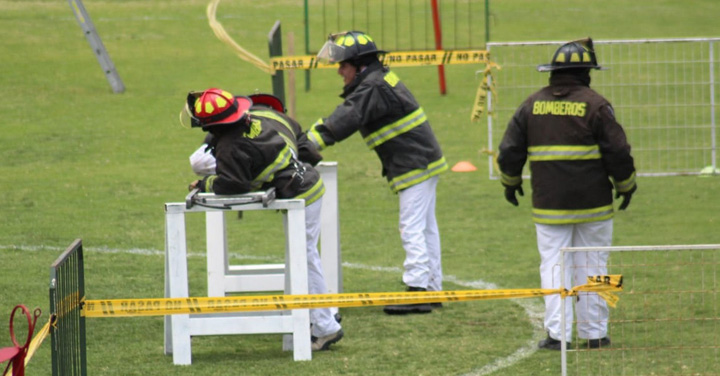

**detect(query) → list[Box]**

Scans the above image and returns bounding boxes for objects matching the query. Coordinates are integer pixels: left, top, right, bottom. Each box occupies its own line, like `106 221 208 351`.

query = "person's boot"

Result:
585 337 611 348
311 329 344 351
383 286 433 315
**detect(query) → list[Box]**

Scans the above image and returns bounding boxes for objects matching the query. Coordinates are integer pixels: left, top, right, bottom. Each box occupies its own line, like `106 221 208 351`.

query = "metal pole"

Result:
486 68 495 179
560 249 567 376
710 41 717 172
268 21 286 105
67 0 125 93
304 0 311 92
485 0 490 43
430 0 447 95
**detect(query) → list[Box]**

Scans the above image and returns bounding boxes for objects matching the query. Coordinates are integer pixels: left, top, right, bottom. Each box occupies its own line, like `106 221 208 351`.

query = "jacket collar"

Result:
340 60 385 98
549 70 591 87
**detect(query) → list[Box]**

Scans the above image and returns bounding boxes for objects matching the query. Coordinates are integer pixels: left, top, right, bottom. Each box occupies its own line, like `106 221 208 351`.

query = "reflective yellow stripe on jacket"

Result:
614 171 636 192
295 178 325 206
532 205 614 225
388 157 448 193
251 144 293 190
500 172 522 187
364 107 427 149
528 145 600 161
251 110 296 137
308 119 327 150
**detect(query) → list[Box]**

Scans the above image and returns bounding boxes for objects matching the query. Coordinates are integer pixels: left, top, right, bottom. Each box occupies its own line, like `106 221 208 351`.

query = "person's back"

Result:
507 70 634 223
184 88 343 350
497 38 636 350
207 111 324 204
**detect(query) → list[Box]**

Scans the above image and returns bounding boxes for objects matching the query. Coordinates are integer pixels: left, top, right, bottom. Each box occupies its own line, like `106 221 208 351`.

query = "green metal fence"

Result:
49 239 87 376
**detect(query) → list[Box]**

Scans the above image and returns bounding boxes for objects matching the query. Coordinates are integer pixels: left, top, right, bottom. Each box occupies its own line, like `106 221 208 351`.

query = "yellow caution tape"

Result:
207 0 493 74
269 50 492 71
471 61 501 121
572 275 623 308
82 275 622 318
383 49 491 67
207 0 273 74
24 317 52 365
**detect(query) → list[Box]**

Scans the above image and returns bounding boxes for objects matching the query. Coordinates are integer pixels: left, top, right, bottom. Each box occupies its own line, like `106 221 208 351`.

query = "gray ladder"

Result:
68 0 125 93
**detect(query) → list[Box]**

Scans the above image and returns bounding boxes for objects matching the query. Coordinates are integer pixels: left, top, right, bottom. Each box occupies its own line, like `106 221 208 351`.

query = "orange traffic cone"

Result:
451 161 477 172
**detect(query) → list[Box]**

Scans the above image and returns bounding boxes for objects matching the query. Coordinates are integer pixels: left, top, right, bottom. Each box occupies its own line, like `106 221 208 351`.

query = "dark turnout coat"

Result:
498 72 636 224
199 108 324 205
307 61 447 193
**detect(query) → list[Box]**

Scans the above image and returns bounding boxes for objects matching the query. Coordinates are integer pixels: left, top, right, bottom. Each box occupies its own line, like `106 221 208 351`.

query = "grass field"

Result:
1 1 719 375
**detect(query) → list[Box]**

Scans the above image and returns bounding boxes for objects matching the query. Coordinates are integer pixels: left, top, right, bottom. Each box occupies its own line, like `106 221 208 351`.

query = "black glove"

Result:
503 185 524 206
615 184 637 210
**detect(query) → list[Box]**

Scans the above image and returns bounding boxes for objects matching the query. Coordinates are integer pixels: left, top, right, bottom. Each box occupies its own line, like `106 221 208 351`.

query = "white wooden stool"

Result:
163 162 341 365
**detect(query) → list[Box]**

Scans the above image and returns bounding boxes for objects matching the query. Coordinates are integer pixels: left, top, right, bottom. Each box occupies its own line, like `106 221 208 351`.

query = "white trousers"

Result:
536 219 612 341
306 198 342 337
398 176 443 291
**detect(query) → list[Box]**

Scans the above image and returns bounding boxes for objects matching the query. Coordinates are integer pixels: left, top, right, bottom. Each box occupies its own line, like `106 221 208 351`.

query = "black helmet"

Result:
537 38 605 72
316 31 386 64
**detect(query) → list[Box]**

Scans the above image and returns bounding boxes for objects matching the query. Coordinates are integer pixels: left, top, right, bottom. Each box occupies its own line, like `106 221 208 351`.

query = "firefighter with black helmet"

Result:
184 88 344 351
497 38 637 350
309 31 448 315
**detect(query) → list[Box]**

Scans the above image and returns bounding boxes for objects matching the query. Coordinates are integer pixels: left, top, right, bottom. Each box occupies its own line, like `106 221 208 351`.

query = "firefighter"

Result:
189 93 322 177
497 38 637 350
184 88 343 351
307 31 448 315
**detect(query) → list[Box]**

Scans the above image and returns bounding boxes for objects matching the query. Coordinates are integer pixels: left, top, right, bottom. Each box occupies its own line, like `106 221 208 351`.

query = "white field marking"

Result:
55 14 247 22
342 263 545 376
3 244 544 374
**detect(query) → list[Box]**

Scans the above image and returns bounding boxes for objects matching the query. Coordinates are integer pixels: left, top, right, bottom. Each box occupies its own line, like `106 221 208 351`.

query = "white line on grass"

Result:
3 244 544 375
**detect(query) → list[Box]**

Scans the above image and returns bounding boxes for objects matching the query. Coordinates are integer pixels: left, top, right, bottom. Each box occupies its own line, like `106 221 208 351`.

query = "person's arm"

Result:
497 106 529 206
280 115 323 166
197 146 255 195
594 104 637 209
306 83 380 150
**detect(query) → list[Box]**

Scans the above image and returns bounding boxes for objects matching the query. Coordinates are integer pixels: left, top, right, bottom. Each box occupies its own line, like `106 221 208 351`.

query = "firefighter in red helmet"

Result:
184 88 343 351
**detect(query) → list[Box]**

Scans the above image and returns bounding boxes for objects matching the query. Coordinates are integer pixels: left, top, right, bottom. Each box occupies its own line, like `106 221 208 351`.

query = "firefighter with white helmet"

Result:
497 38 637 350
309 31 448 315
184 88 343 351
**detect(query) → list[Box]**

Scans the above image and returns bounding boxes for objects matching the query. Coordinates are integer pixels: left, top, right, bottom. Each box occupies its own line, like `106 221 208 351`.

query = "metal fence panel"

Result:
50 239 87 376
487 38 720 178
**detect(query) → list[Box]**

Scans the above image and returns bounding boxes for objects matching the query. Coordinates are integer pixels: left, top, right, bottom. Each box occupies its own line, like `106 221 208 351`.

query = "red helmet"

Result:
249 93 286 113
187 88 252 128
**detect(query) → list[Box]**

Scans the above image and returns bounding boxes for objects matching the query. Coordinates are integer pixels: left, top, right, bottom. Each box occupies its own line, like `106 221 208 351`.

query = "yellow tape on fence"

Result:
471 61 501 121
82 275 622 318
269 50 492 71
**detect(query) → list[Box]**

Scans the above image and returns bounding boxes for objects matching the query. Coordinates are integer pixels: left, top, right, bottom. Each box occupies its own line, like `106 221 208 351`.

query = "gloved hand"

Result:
188 180 201 192
615 184 637 210
503 185 524 206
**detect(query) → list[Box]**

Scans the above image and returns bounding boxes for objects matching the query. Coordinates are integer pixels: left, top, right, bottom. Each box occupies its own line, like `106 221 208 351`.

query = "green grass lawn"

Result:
1 1 719 375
